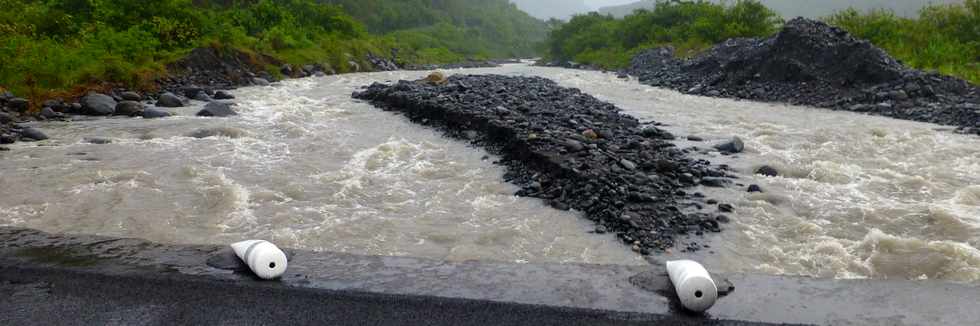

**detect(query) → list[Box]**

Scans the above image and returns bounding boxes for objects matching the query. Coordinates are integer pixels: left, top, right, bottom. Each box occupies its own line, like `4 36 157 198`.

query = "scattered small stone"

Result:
582 129 598 140
716 215 730 223
619 159 637 171
563 139 585 152
687 135 704 141
252 78 271 86
424 71 447 85
718 203 734 213
747 184 763 193
0 147 9 151
0 112 12 123
755 165 779 177
706 199 718 205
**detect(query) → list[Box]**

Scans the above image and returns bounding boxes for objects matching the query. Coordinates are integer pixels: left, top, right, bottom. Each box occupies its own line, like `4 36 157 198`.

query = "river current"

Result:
1 64 978 282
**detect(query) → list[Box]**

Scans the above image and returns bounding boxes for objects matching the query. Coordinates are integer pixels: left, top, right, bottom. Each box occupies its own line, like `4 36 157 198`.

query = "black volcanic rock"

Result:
628 18 980 134
354 75 729 253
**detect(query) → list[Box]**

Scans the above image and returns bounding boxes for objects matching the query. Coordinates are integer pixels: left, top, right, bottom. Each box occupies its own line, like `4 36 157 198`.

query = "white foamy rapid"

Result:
1 64 978 282
532 66 980 282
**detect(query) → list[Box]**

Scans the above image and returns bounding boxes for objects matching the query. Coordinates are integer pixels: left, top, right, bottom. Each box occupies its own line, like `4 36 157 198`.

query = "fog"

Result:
510 0 591 19
512 0 965 20
598 0 966 19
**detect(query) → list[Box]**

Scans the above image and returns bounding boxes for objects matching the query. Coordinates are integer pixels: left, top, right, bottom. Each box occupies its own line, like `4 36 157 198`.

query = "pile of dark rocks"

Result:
628 18 980 134
1 91 50 146
354 75 734 253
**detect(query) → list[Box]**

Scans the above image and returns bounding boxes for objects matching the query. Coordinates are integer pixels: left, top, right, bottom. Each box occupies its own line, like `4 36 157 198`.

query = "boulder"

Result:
0 112 13 124
747 184 764 193
142 108 172 119
20 127 48 141
714 136 745 153
196 102 238 117
8 97 29 112
114 101 144 116
39 107 60 119
193 92 213 102
0 134 15 144
80 93 117 115
120 91 142 101
213 90 235 100
156 92 184 107
755 165 779 177
252 78 270 86
42 99 66 112
181 85 205 99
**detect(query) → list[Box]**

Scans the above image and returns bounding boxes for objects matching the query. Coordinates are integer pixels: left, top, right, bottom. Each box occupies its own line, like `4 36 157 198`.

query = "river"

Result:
1 64 978 282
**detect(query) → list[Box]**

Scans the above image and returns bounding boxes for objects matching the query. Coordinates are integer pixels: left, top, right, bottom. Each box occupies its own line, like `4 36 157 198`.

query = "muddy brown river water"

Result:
1 64 978 282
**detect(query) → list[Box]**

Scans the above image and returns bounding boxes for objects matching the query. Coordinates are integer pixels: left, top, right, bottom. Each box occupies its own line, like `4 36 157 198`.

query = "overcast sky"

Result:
583 0 636 9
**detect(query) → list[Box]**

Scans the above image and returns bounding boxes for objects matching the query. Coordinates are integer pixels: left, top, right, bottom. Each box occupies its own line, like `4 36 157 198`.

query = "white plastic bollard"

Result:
230 240 288 280
665 260 718 312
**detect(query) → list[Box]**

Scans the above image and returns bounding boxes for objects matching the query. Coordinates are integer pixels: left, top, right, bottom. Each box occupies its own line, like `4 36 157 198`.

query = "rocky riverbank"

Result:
353 74 735 253
628 18 980 135
0 46 507 147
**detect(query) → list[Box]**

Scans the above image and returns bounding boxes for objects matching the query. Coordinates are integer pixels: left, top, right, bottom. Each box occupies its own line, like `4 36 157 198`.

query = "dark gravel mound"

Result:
354 75 731 253
629 18 980 134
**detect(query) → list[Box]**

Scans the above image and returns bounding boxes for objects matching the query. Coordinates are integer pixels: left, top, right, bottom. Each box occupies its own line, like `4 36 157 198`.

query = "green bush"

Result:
826 0 979 84
0 0 549 100
544 0 781 69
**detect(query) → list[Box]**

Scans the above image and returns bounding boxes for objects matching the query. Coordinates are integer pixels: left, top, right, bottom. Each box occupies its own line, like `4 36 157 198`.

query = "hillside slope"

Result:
600 0 964 18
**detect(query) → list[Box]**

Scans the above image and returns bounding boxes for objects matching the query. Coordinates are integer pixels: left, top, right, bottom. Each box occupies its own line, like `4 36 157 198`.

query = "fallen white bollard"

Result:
231 240 288 280
666 260 718 312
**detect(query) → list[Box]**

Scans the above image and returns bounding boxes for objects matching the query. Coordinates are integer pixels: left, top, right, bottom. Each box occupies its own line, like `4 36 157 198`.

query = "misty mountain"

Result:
510 0 591 19
599 0 965 19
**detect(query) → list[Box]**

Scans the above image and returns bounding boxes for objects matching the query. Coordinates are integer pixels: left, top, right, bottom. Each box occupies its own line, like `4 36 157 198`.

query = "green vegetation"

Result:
0 0 546 102
544 0 782 69
545 0 978 84
325 0 547 61
827 0 979 84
